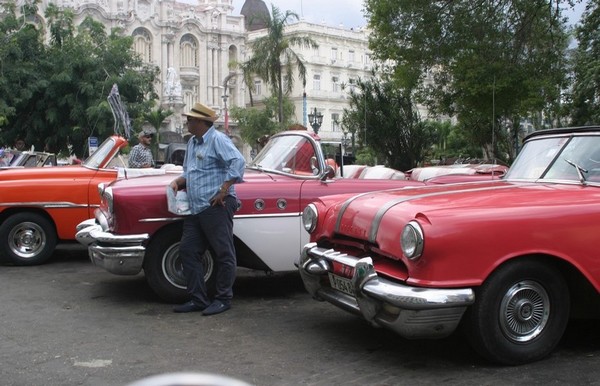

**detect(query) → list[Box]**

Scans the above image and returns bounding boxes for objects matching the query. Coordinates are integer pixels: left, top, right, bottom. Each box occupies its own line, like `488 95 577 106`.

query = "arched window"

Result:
132 28 152 62
228 45 238 64
180 34 198 67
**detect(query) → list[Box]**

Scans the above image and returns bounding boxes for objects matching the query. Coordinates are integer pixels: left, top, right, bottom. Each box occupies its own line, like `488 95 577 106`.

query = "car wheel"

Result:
0 212 57 266
143 226 215 303
464 258 570 365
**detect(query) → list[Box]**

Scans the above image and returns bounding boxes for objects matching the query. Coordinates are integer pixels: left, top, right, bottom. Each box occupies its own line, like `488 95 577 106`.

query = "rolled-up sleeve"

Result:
217 136 245 183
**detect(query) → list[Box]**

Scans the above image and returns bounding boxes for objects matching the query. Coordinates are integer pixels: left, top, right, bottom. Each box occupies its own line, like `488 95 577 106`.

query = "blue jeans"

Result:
179 195 237 307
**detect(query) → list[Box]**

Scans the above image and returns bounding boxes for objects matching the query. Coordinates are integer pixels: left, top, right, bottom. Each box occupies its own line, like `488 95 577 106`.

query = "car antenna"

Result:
491 75 497 178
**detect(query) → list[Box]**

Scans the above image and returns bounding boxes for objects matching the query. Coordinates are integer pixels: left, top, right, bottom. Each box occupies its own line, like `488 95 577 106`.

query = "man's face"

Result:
140 135 152 146
186 116 209 136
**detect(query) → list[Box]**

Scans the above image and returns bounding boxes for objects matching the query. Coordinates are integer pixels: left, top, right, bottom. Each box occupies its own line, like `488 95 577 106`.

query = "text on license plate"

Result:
328 273 355 297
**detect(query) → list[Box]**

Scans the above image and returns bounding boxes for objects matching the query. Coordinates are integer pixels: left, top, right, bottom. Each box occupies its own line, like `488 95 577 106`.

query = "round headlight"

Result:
302 204 318 233
401 221 424 260
102 187 114 214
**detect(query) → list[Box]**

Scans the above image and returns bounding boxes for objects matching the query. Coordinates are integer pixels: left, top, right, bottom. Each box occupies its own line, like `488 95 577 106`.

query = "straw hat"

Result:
183 102 219 122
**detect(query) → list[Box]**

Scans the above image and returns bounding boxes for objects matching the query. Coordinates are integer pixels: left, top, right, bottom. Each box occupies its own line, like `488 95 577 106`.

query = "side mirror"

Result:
320 165 336 181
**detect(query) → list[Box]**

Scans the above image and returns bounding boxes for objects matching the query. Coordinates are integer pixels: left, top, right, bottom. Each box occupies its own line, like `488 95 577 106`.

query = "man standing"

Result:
128 130 155 168
169 102 245 315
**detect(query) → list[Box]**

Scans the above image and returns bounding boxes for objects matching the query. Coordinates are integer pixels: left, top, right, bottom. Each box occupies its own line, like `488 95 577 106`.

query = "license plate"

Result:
328 273 355 297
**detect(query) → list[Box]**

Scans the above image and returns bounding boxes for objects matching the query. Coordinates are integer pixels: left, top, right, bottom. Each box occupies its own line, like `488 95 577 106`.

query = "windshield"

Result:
83 137 119 169
249 134 321 175
506 134 600 183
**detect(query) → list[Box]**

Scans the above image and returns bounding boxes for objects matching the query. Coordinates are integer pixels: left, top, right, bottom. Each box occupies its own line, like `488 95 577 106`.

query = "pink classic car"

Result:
298 126 600 365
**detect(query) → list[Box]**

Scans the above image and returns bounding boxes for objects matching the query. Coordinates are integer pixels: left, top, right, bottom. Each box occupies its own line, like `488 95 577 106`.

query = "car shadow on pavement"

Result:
233 269 305 299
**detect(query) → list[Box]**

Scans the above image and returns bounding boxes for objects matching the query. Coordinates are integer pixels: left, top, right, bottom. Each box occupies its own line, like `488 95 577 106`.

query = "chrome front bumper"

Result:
297 242 475 339
75 218 148 275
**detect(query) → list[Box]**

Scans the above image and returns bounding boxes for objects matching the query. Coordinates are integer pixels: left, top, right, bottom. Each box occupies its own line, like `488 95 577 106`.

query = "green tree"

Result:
0 0 46 143
140 106 174 159
342 76 435 171
243 5 318 123
364 0 570 156
0 0 159 157
231 95 295 147
571 0 600 125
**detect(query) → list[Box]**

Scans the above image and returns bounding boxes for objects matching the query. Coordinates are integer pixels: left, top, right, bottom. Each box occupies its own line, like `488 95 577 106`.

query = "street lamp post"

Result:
221 93 229 136
307 107 323 135
341 128 350 154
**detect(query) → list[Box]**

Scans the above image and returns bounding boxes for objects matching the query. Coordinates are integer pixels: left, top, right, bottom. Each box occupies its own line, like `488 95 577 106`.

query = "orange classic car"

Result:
0 136 130 265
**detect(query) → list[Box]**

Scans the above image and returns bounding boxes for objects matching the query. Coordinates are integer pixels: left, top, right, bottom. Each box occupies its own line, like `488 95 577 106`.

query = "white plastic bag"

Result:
166 186 191 215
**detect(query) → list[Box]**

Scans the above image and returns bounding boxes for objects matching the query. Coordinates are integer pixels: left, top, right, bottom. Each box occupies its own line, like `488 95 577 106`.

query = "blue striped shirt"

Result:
182 126 245 214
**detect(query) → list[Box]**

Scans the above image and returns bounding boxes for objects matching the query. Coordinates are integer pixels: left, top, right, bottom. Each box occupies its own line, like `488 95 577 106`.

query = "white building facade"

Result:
246 21 374 143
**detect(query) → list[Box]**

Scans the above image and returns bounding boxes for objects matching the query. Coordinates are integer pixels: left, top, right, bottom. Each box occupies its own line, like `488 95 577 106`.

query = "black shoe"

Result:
173 301 205 313
202 300 231 316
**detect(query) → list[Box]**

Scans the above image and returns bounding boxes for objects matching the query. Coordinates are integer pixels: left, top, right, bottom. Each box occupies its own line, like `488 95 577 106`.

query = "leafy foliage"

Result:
342 76 436 170
231 95 295 147
141 107 174 159
0 1 159 157
364 0 571 157
571 0 600 125
243 5 318 122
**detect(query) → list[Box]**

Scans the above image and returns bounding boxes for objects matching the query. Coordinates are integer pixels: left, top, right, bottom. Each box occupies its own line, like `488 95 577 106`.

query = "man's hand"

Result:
211 191 227 207
169 178 182 193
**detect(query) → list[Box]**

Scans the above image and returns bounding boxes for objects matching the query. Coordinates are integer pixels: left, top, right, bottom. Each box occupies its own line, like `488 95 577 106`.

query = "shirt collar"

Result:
192 126 215 145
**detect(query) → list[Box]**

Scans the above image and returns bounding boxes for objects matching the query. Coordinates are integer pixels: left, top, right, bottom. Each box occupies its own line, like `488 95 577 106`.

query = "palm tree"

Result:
244 5 318 123
142 106 173 159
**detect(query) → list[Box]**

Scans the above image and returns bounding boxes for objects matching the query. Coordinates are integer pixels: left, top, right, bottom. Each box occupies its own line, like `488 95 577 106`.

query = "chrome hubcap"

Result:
8 222 46 259
500 280 550 342
162 243 214 289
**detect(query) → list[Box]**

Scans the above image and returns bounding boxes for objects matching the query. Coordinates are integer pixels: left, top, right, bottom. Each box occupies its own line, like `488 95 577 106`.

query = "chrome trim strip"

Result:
139 217 184 223
235 212 301 219
138 212 302 223
0 202 89 208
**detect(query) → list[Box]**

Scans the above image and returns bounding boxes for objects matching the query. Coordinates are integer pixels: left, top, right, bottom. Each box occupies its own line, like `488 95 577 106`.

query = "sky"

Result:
229 0 587 29
230 0 367 29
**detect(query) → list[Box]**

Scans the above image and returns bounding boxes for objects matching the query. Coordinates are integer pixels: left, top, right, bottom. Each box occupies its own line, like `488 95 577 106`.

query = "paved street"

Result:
1 245 600 386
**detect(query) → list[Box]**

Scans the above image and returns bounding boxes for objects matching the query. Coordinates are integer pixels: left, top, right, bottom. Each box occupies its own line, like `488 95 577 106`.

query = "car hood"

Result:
0 165 99 181
108 167 279 190
325 180 599 243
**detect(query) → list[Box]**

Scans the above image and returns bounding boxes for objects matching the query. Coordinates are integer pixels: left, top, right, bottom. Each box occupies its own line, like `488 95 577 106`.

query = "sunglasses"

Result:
143 135 153 138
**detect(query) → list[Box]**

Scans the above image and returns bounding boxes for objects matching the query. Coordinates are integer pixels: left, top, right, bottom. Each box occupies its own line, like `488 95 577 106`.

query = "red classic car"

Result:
298 126 600 365
0 136 131 265
77 130 472 303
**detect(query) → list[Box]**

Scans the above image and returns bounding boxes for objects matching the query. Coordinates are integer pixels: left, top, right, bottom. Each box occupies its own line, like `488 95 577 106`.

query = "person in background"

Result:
128 129 155 168
169 102 245 315
14 138 26 151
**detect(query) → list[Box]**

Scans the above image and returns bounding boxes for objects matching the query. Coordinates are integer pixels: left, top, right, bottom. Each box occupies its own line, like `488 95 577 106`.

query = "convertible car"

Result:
298 126 600 365
0 135 131 265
